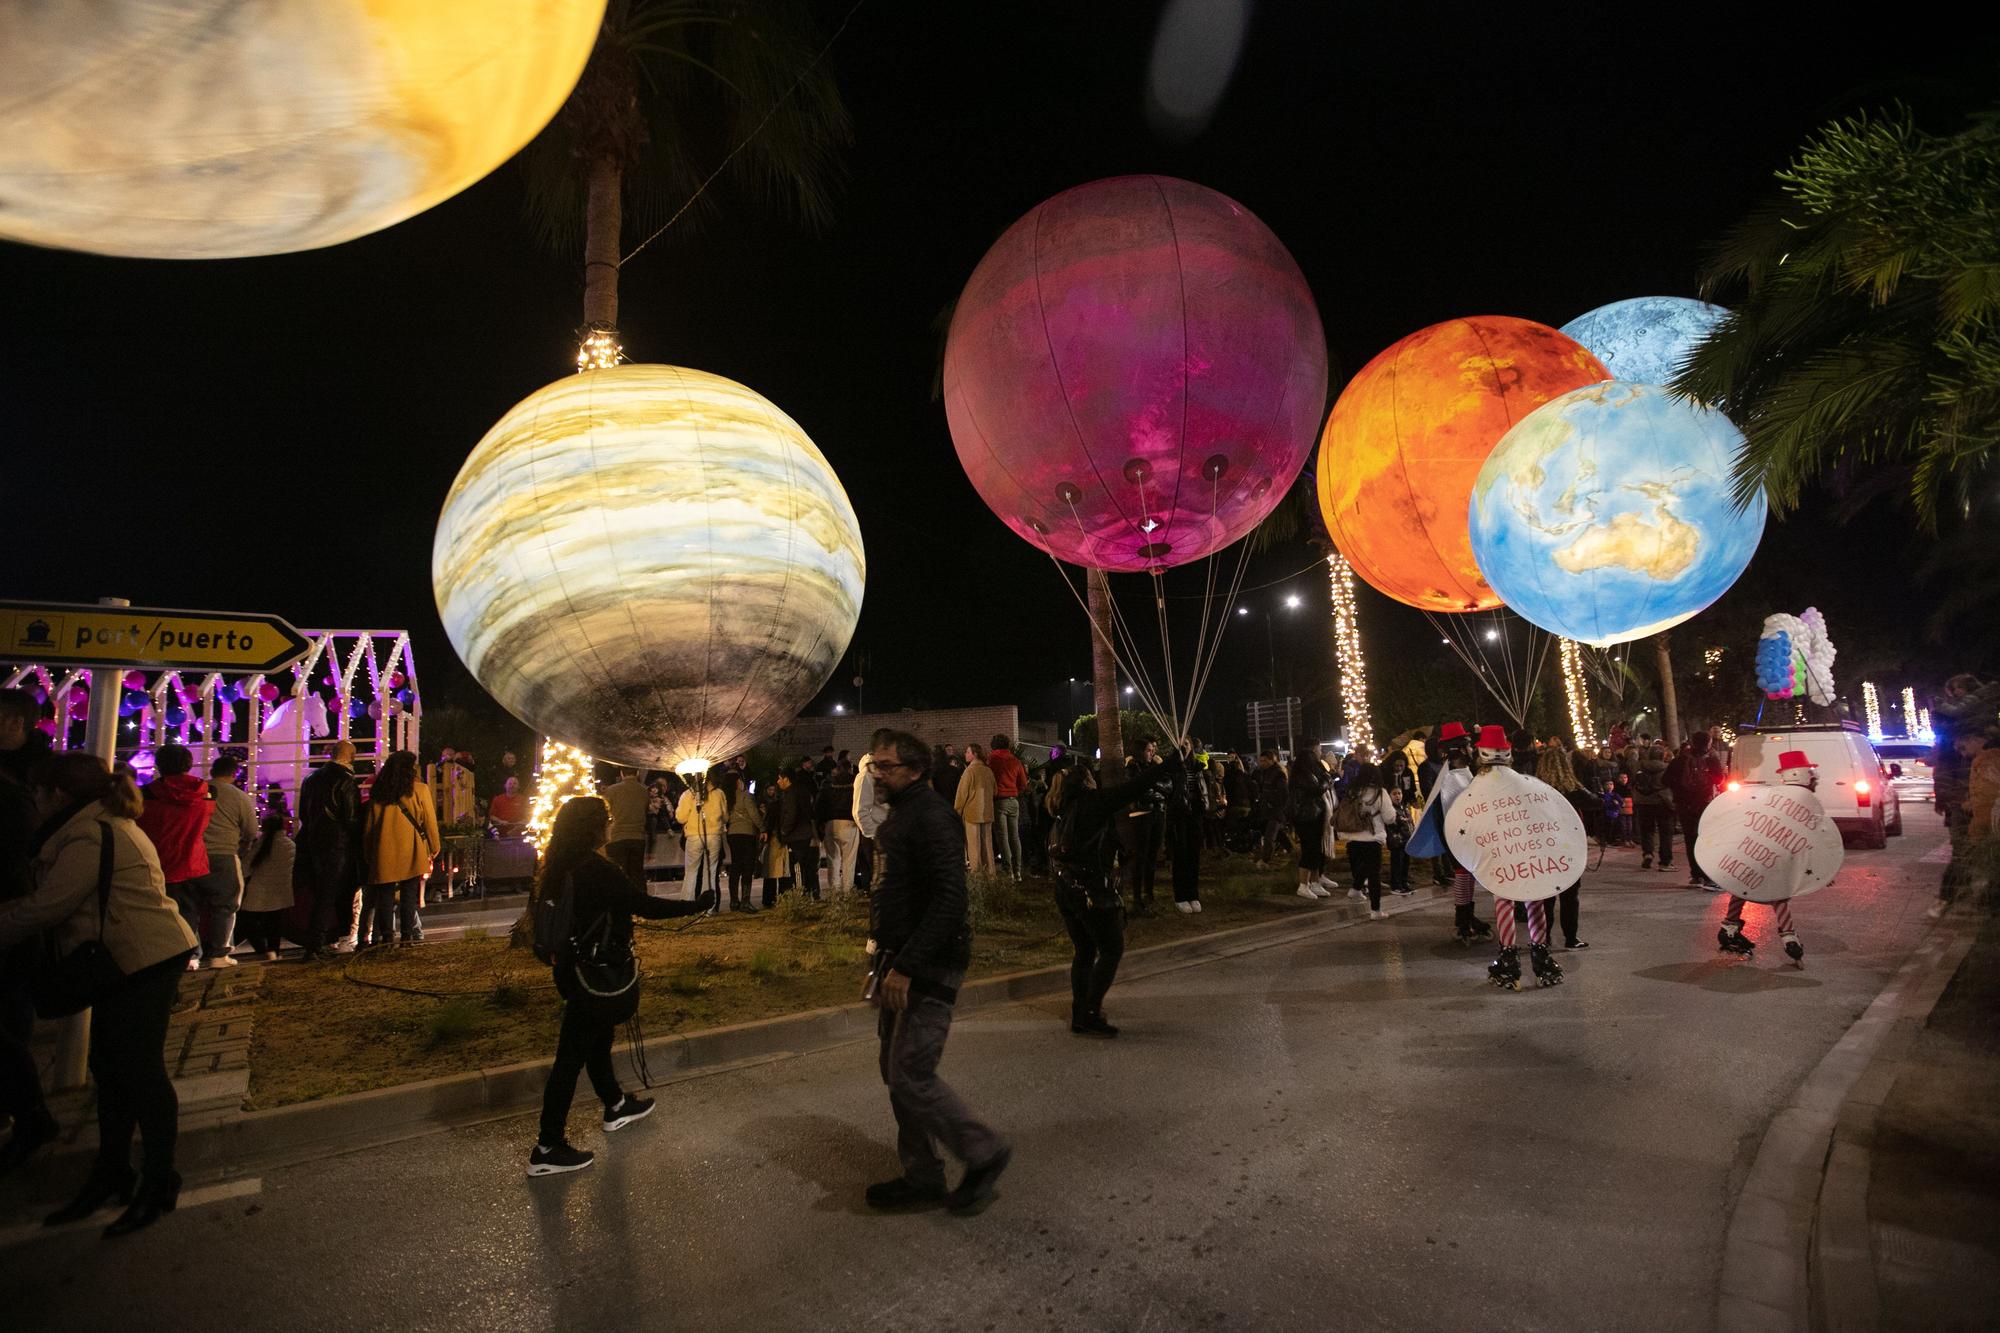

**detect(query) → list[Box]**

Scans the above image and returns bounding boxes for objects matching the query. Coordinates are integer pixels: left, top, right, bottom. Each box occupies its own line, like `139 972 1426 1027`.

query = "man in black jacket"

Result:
864 729 1011 1215
298 741 363 956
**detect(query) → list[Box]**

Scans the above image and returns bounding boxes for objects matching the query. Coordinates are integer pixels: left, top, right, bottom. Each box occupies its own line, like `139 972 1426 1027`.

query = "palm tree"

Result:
1675 103 2000 529
519 0 852 354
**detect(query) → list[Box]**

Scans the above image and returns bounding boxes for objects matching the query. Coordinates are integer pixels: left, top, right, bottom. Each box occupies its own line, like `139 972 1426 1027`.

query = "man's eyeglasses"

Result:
873 760 917 772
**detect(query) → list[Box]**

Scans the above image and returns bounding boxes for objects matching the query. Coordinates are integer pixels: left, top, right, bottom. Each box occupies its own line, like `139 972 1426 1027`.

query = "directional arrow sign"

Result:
1 601 311 674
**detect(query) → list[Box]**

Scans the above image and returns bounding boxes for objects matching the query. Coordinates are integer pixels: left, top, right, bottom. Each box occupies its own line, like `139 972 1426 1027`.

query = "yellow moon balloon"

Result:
433 365 867 775
0 0 606 259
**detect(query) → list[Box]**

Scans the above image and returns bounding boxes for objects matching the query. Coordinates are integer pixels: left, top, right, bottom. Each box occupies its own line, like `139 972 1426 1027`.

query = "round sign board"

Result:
1444 768 1589 903
1694 784 1844 903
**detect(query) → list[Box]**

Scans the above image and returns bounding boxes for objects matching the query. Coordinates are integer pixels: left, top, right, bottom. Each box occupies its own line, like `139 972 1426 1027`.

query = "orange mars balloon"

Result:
1316 317 1609 612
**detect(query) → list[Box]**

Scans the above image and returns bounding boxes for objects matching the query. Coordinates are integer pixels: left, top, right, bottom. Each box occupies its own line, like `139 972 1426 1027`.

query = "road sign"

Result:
1 600 311 674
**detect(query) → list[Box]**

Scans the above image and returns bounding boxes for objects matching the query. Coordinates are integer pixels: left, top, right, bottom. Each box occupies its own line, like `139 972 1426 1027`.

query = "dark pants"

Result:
538 999 622 1147
308 877 359 949
363 878 421 944
876 980 1004 1192
1168 816 1201 903
1682 802 1713 883
1636 804 1675 865
92 952 190 1178
1119 813 1160 908
1056 891 1125 1020
606 839 646 888
235 909 289 955
1349 840 1384 909
1554 881 1581 945
726 834 759 905
1294 817 1327 875
0 957 44 1125
789 841 820 899
1388 844 1410 892
1257 816 1284 862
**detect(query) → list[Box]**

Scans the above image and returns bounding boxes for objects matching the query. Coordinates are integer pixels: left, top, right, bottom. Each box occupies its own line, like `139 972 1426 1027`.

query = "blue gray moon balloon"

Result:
1560 296 1728 388
1468 381 1765 647
432 365 866 772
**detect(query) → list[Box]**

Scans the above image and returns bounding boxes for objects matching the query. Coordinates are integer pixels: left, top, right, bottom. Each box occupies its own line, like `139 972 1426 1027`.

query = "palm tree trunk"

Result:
1087 569 1124 772
1653 631 1682 748
582 155 622 329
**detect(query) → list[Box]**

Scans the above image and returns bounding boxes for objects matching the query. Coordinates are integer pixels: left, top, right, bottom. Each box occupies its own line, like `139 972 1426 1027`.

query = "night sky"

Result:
5 4 1994 749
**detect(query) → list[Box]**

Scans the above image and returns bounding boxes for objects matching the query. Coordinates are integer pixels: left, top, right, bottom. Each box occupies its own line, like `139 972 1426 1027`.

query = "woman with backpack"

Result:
1336 764 1395 917
1288 751 1334 900
527 795 713 1177
359 750 438 947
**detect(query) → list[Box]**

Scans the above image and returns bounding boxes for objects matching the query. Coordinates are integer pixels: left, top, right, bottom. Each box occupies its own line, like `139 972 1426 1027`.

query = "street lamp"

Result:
832 703 845 714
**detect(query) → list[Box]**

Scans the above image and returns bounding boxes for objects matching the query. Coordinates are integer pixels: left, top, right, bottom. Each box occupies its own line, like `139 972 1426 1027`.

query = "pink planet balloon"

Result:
943 175 1326 572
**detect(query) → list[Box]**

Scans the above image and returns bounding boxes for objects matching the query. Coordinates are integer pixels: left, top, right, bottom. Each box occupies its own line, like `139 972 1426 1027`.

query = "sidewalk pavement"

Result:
1719 897 1998 1333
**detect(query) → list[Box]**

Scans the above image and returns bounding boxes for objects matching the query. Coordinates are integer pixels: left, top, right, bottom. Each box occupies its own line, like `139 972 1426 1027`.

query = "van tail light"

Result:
1855 778 1872 807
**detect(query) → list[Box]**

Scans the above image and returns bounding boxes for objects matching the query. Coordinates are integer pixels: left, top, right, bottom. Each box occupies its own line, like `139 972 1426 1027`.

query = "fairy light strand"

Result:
1900 686 1919 740
576 327 625 373
525 738 599 853
1326 553 1376 760
1558 638 1600 751
1862 681 1883 740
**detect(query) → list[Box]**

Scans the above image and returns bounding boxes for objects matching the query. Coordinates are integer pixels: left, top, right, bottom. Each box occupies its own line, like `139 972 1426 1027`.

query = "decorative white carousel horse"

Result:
256 692 331 804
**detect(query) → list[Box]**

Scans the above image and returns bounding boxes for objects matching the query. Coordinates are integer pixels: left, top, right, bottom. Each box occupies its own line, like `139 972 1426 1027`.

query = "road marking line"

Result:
0 1176 261 1250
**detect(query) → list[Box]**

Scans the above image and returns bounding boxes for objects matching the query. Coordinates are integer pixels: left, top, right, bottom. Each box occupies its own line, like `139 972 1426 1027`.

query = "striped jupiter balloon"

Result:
433 365 866 773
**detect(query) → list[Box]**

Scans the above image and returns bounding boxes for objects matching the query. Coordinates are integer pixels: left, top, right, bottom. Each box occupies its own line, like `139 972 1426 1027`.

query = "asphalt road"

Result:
1 811 1950 1332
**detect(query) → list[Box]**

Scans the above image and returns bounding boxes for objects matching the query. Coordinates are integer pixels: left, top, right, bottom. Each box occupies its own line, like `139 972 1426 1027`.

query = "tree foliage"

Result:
1069 709 1171 756
519 0 852 255
1676 104 2000 527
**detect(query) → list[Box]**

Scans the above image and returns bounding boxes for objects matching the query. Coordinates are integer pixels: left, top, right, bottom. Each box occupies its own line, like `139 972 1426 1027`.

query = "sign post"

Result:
5 597 311 1090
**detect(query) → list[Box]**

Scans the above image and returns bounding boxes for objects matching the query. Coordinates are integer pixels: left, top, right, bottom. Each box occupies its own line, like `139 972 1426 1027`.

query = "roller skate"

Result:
1529 942 1564 987
1717 924 1756 956
1453 904 1477 947
1467 915 1493 940
1487 947 1521 990
1782 933 1804 969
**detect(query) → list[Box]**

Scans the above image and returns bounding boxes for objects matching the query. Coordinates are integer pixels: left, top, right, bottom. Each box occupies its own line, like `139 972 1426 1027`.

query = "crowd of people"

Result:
4 673 1998 1227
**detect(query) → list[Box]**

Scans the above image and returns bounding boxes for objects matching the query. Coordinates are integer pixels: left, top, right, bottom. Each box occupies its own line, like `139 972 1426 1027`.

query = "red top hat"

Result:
1436 721 1468 742
1475 724 1511 752
1777 750 1813 770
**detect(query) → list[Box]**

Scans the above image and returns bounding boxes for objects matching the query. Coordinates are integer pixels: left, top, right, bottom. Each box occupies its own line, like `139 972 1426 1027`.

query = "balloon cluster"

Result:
1757 608 1836 704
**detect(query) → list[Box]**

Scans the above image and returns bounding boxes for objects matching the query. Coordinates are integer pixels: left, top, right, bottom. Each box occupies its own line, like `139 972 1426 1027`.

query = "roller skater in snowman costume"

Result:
1406 723 1490 946
1711 751 1836 969
1467 728 1565 989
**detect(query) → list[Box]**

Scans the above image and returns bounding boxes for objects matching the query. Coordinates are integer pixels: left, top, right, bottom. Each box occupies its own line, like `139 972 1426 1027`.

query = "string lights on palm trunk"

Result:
1862 681 1883 740
1326 553 1376 760
1558 637 1599 750
526 740 598 853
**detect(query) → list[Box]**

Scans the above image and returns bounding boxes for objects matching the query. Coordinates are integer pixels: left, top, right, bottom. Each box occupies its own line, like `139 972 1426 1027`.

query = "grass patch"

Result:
424 998 485 1049
246 855 1340 1108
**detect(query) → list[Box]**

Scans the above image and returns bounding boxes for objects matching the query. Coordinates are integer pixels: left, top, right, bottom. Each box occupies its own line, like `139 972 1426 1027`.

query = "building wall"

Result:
769 705 1028 759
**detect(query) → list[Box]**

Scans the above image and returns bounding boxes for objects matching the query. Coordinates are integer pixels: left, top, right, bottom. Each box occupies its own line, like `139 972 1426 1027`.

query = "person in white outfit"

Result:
854 753 889 889
673 770 727 910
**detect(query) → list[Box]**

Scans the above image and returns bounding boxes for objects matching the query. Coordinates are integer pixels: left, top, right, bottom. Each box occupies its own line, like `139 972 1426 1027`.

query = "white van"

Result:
1729 723 1901 848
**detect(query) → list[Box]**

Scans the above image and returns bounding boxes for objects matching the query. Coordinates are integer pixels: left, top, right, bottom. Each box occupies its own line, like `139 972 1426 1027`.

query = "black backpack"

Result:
530 871 575 966
1047 799 1111 870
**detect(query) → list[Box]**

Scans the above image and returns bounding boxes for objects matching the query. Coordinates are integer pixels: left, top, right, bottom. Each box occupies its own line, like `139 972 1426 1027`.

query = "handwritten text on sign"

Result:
1443 768 1588 903
1694 785 1844 903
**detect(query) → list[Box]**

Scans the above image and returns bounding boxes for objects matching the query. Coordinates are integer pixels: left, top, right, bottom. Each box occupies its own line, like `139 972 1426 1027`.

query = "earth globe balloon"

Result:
943 175 1326 572
1316 317 1608 611
0 0 605 259
1467 381 1766 646
433 365 866 774
1560 296 1729 388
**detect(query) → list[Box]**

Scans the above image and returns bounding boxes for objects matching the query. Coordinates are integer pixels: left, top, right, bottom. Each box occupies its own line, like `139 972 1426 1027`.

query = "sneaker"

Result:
1175 901 1195 914
1565 940 1589 950
206 954 239 968
1071 1013 1120 1037
185 957 200 972
1392 887 1414 896
864 1176 947 1210
1191 901 1202 913
260 951 279 962
1369 909 1386 920
1657 863 1673 873
526 1141 594 1177
946 1144 1013 1216
1297 886 1320 901
1641 856 1652 870
603 1094 655 1132
1346 888 1364 900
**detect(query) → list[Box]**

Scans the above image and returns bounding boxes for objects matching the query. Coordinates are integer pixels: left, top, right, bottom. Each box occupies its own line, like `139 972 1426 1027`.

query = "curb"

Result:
73 885 1451 1179
1715 904 1979 1333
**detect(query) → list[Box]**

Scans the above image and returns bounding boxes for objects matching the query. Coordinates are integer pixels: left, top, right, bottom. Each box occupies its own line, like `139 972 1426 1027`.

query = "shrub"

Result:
771 890 823 925
489 981 532 1010
747 947 782 980
965 869 1025 927
664 969 706 996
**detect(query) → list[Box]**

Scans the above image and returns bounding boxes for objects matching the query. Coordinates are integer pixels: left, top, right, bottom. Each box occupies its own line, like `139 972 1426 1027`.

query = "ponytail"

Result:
102 771 143 820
